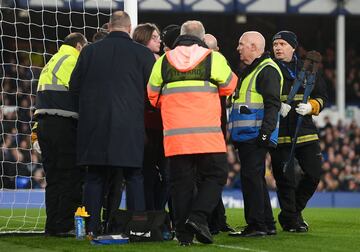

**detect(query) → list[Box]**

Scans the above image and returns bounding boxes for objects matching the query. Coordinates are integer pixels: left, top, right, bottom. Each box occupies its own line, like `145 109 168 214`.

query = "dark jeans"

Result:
102 169 124 229
270 141 321 226
169 153 228 242
37 115 84 234
208 199 227 232
143 128 169 211
234 142 275 231
83 166 145 234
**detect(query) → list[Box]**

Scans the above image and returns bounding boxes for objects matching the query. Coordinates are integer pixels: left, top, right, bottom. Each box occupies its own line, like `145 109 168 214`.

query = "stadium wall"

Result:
12 0 360 15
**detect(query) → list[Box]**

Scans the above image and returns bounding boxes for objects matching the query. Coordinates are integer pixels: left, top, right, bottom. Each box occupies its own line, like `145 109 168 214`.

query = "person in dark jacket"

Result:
161 24 181 52
228 31 283 237
69 11 155 236
270 31 327 232
133 23 167 211
91 25 124 234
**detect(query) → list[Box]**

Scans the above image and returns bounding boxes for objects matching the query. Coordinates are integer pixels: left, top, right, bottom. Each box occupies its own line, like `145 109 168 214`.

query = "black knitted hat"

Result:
272 31 298 49
161 24 180 49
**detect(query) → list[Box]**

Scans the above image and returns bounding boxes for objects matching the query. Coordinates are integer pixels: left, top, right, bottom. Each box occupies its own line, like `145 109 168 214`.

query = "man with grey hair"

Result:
148 20 238 245
180 20 205 39
228 31 283 237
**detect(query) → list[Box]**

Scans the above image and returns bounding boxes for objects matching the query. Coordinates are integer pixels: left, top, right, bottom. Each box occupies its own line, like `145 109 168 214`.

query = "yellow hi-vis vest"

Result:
34 44 79 119
229 57 283 144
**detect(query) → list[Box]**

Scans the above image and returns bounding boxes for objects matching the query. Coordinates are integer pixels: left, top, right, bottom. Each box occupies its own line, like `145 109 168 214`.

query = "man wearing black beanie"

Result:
161 24 180 51
270 31 328 233
272 31 298 49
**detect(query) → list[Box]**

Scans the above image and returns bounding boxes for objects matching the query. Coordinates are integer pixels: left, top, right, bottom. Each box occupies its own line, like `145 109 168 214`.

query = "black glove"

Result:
256 130 270 148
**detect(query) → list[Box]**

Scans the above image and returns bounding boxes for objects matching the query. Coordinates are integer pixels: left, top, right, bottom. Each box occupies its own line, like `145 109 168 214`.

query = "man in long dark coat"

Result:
69 11 155 236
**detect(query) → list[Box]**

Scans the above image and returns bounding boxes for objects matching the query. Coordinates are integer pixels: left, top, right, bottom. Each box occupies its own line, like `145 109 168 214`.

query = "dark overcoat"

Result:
69 31 155 167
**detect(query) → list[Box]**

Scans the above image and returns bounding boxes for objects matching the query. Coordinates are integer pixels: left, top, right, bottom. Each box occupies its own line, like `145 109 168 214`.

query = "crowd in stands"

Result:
1 40 360 192
1 42 45 189
297 44 360 104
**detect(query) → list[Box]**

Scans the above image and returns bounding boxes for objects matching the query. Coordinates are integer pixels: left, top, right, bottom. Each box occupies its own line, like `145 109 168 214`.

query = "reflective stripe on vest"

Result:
281 93 304 102
52 55 70 85
229 58 283 144
164 126 222 136
161 81 218 95
34 109 78 119
37 84 68 92
278 134 319 144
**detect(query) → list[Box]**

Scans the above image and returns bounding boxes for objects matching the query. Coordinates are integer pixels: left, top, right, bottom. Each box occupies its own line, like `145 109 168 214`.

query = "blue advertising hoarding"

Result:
1 190 360 209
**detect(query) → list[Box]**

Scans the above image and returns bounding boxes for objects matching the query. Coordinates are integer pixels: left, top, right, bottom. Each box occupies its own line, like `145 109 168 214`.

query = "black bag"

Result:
108 210 173 242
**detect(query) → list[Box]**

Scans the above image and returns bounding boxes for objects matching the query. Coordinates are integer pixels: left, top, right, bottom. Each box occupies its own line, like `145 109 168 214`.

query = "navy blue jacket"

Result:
69 31 155 167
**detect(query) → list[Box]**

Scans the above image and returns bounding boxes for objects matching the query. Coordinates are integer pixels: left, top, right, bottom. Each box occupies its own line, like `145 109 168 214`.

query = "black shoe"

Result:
266 222 277 235
228 226 267 237
179 241 193 247
266 227 277 236
299 221 309 230
44 231 56 237
298 214 309 230
185 219 213 244
282 224 308 233
210 229 220 235
220 223 236 233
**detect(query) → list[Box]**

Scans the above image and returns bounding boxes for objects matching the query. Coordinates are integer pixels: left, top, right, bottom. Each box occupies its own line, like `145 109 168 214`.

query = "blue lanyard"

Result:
279 55 298 80
285 55 307 104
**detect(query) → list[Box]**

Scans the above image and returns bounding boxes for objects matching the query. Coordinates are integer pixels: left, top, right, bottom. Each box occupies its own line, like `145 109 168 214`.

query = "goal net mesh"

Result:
0 0 117 234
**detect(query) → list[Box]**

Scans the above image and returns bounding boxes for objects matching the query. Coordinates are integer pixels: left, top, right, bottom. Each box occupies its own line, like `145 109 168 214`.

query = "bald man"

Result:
203 33 235 235
204 34 219 51
228 31 283 237
70 10 155 236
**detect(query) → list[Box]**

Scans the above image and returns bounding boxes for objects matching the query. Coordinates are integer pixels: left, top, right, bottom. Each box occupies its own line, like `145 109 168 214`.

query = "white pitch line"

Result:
214 244 269 252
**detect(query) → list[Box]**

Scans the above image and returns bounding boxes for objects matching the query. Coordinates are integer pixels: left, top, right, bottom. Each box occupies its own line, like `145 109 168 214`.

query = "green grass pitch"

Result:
0 208 359 252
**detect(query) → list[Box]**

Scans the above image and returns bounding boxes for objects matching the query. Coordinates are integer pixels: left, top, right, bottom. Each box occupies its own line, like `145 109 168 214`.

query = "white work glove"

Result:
280 102 291 118
295 102 312 116
33 140 42 154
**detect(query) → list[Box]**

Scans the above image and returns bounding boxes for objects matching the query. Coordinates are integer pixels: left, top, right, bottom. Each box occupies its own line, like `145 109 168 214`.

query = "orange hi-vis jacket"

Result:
147 44 238 157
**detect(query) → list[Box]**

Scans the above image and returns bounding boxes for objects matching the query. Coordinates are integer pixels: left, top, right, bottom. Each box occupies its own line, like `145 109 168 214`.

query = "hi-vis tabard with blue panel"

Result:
228 58 283 145
35 44 79 119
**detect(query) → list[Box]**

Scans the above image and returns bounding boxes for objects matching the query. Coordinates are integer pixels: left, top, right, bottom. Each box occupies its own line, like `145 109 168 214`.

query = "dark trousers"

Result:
102 169 124 229
143 128 169 210
270 141 321 226
208 199 227 232
169 153 228 242
234 142 275 231
37 115 83 234
83 166 145 234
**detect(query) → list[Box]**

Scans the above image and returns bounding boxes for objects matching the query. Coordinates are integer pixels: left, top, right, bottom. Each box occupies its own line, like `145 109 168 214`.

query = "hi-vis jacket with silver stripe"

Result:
147 44 238 157
35 44 79 119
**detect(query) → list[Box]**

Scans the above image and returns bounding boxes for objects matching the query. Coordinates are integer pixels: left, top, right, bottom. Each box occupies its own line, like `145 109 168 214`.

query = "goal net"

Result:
0 0 119 234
